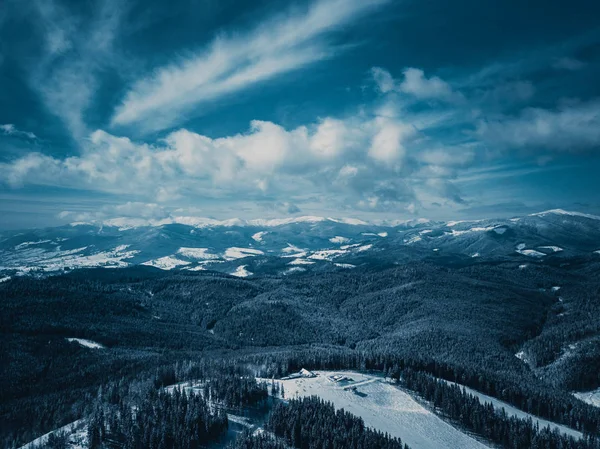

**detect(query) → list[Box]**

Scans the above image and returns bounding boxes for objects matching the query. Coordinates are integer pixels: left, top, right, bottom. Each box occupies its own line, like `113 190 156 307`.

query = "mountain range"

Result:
1 209 599 279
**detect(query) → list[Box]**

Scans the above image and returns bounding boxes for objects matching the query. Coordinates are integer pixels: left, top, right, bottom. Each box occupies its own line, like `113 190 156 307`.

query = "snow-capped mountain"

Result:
1 209 599 278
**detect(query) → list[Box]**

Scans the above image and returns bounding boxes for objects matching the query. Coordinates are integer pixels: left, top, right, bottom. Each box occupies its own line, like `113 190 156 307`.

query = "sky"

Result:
1 0 600 229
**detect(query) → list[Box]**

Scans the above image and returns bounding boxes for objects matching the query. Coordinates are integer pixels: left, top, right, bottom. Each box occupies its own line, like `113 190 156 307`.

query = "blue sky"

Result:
1 0 600 229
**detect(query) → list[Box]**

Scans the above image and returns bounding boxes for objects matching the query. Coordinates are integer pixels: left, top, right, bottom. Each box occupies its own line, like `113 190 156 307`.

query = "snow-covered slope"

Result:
2 209 599 278
273 371 490 449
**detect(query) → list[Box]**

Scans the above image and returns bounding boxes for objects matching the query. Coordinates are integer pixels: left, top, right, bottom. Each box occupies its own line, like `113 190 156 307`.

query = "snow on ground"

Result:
444 380 582 439
308 249 347 260
539 246 563 252
4 245 139 274
517 243 526 250
15 239 52 250
281 244 304 253
185 265 206 271
0 276 10 283
142 256 191 270
492 227 507 235
334 263 356 269
517 249 546 258
515 351 531 367
519 264 528 269
532 209 600 221
284 267 306 274
18 420 86 449
450 226 496 236
551 286 561 292
66 338 105 349
404 235 422 244
224 247 264 260
288 258 315 265
341 243 361 250
252 231 267 242
330 236 350 244
419 229 433 235
281 251 308 259
470 253 480 258
177 247 219 259
573 388 600 407
594 250 600 255
356 244 373 252
378 232 388 237
231 265 252 277
273 371 490 449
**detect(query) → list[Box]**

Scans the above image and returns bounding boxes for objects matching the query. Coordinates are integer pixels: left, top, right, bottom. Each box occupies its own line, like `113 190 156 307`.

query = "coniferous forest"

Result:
2 261 600 449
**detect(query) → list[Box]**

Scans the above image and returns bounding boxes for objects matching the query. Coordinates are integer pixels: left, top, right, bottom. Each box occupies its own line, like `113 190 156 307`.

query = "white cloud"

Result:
111 0 390 132
477 99 600 151
0 124 37 139
371 67 460 102
368 117 414 164
400 68 457 100
371 67 396 93
1 104 439 214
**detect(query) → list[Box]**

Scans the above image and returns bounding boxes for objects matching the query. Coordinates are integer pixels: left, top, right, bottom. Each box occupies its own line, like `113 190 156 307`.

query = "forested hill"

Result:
2 255 600 446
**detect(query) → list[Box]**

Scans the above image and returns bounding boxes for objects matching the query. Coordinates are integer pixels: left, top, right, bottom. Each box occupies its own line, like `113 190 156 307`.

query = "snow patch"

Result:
177 247 219 259
517 249 546 258
330 236 350 244
308 249 347 260
66 338 104 349
356 244 373 252
282 244 304 254
142 256 191 270
404 235 422 244
377 232 388 237
573 388 600 407
15 240 52 250
0 276 10 283
284 267 306 274
224 247 264 260
516 243 526 250
252 231 267 242
551 286 561 292
539 246 563 252
289 258 315 265
470 253 480 258
231 265 251 277
334 263 356 269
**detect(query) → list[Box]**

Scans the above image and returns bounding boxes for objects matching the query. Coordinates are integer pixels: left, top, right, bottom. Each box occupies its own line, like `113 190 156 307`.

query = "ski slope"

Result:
444 380 582 439
275 371 490 449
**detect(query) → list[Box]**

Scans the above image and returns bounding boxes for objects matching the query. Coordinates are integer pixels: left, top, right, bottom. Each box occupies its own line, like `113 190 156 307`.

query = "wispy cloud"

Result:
477 99 600 152
111 0 390 133
30 0 125 140
1 124 37 139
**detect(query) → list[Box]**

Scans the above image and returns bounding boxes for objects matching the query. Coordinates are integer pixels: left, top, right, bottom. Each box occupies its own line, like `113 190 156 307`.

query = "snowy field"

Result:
573 388 600 407
444 380 582 439
273 371 491 449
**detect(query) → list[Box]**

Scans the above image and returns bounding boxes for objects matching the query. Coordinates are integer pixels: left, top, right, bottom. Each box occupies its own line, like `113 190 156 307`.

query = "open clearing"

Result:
573 388 600 408
275 371 491 449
